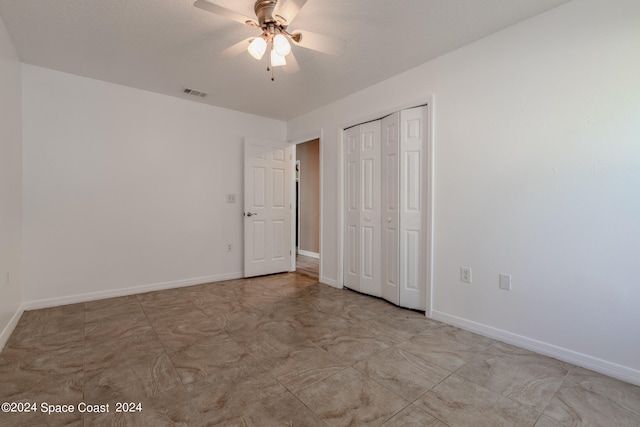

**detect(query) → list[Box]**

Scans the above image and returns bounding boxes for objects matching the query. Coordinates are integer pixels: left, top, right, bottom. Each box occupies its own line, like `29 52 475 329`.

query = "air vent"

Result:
182 87 208 98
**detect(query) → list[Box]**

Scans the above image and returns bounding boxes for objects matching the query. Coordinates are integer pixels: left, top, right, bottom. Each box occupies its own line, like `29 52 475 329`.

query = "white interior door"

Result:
381 112 400 305
343 106 428 310
343 126 360 291
400 107 426 310
358 121 382 297
244 138 292 278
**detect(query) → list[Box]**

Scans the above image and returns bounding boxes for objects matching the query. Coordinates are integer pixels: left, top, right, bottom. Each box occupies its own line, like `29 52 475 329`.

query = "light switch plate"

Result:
499 273 512 290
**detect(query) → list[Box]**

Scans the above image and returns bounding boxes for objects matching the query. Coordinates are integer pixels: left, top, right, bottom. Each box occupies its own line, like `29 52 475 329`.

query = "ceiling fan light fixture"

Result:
270 49 287 67
247 36 267 60
273 33 291 56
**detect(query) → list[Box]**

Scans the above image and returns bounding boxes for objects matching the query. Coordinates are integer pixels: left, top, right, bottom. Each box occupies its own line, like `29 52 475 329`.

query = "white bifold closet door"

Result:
398 107 426 310
344 121 382 297
381 112 400 305
345 106 427 310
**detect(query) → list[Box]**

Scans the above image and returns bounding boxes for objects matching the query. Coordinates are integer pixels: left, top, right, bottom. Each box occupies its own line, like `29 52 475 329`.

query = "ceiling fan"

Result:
194 0 343 80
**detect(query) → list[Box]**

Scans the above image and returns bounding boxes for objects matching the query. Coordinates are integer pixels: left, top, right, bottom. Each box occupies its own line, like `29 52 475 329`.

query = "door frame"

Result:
296 159 301 254
289 131 324 279
337 95 435 317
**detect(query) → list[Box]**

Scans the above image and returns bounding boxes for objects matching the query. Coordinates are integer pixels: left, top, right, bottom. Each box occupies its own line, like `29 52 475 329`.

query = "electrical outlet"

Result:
226 244 232 252
499 273 512 290
460 267 472 283
226 194 236 203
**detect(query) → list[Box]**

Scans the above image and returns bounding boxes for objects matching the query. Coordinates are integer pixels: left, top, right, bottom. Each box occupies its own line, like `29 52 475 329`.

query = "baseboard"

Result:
431 310 640 387
0 304 24 351
298 250 320 259
23 272 244 311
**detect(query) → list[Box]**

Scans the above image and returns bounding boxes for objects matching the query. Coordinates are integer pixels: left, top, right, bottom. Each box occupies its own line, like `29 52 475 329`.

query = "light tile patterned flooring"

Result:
1 273 639 426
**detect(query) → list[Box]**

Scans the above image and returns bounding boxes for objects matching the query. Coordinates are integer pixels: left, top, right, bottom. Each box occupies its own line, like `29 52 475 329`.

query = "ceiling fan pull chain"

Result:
267 43 275 81
267 42 271 72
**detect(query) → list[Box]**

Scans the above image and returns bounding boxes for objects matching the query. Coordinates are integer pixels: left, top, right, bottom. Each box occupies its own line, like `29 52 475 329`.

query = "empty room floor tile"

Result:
415 374 540 426
542 367 640 426
1 272 639 427
353 346 450 401
259 342 348 394
296 367 408 426
456 341 571 411
382 404 448 427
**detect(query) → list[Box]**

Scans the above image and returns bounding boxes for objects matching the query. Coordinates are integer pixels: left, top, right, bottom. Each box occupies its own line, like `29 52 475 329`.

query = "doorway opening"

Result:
294 138 320 279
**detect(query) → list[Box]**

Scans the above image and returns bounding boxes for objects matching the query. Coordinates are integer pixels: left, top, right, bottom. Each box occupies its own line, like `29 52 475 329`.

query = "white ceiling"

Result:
0 0 571 120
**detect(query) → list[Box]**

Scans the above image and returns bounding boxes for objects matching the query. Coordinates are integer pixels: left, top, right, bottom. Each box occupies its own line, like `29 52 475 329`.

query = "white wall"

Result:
287 0 640 383
22 65 286 305
0 14 23 348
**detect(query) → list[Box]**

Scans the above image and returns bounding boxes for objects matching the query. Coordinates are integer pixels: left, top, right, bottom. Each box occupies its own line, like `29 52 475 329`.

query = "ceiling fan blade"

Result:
283 51 300 73
194 0 259 27
291 30 345 55
273 0 308 26
220 37 253 58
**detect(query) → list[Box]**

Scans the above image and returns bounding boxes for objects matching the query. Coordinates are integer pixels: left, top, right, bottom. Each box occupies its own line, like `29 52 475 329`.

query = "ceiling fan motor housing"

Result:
254 0 278 27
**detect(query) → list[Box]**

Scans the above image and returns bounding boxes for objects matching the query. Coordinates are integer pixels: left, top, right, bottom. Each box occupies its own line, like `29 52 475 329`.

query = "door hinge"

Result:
290 250 292 255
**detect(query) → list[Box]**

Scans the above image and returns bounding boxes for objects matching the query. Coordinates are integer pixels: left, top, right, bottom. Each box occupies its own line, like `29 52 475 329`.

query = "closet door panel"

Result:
344 126 361 291
400 107 426 310
361 158 375 211
381 112 400 305
405 151 421 212
404 229 421 290
358 121 382 297
362 225 375 279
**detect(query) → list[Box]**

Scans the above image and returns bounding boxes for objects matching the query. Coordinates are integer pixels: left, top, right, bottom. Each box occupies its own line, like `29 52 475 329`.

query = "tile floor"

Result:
1 272 639 426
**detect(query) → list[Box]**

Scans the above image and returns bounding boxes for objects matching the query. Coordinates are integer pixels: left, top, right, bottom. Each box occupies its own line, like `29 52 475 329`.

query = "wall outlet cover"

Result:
460 267 472 283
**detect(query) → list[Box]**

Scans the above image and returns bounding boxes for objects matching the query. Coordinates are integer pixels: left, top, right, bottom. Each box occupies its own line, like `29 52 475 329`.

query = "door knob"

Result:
364 216 371 222
245 212 258 217
387 217 392 223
